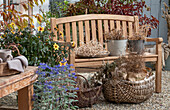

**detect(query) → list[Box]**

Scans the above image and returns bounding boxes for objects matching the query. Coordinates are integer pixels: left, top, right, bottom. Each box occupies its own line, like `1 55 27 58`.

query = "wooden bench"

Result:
50 14 163 93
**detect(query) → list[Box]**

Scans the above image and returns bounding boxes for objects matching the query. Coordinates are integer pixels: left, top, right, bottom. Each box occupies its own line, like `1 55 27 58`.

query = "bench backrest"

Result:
51 14 139 48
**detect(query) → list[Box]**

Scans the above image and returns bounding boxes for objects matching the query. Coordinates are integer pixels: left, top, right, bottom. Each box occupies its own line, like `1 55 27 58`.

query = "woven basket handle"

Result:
75 74 102 107
8 45 21 56
75 74 90 88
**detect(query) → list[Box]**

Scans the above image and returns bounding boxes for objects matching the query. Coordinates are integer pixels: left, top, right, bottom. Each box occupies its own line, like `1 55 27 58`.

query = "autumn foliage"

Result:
0 0 44 30
66 0 159 36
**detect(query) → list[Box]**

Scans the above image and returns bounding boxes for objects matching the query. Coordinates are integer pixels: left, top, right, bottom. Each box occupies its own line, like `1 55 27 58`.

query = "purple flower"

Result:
74 87 79 90
65 88 68 91
72 73 76 75
69 64 74 66
40 63 46 66
48 81 52 84
74 76 77 79
47 85 53 89
49 72 53 75
68 73 71 77
56 64 61 68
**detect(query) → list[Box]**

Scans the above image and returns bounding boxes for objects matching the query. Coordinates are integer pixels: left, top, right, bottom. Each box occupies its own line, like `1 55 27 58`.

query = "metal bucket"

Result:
107 40 127 56
128 40 145 54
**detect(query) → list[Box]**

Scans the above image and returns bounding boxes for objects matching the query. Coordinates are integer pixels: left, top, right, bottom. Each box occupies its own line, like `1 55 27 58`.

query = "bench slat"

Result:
91 20 97 41
97 20 103 44
116 20 121 30
78 21 84 46
75 53 158 63
104 20 109 34
58 24 64 41
65 23 71 42
110 20 115 30
85 20 90 43
128 22 133 37
134 16 139 33
51 18 57 41
72 22 77 47
122 21 127 37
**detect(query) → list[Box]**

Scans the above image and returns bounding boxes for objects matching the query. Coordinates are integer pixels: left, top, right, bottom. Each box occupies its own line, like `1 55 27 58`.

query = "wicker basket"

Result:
0 45 21 76
102 73 155 103
73 74 102 108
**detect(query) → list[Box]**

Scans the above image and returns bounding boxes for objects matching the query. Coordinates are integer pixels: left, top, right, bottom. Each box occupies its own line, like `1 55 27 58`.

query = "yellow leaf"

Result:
28 17 34 23
37 14 43 19
20 14 29 18
34 0 38 6
28 1 34 8
5 9 13 13
37 16 42 23
40 0 43 4
22 3 28 11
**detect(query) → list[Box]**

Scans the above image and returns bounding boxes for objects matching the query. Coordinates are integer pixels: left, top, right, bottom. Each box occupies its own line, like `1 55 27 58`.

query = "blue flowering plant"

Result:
33 59 79 110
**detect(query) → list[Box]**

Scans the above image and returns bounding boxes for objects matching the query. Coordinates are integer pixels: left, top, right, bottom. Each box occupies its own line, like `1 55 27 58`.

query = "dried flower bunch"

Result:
115 53 145 74
129 25 150 40
114 52 152 81
104 29 126 40
162 2 170 47
91 52 150 83
75 40 109 57
90 62 116 87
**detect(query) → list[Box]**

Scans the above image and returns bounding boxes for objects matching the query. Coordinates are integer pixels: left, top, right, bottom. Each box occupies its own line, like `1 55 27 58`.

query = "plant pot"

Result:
107 40 127 56
128 40 145 54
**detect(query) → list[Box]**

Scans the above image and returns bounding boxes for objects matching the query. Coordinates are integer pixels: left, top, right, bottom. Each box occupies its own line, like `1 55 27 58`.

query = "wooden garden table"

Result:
0 66 38 110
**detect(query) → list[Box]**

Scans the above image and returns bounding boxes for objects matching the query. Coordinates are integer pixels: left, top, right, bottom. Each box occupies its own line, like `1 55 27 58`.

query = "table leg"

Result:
18 84 33 110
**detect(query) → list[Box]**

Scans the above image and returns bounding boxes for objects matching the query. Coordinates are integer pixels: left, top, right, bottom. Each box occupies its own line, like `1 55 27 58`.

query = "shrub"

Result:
33 59 79 110
0 25 70 67
65 0 159 36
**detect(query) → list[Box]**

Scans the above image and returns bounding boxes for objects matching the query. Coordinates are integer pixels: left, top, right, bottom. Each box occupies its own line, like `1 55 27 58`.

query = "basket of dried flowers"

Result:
73 74 102 108
96 53 155 103
75 40 110 58
104 29 127 56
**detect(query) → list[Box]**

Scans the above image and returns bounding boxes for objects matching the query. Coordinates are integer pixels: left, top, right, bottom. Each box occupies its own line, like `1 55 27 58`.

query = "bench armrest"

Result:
146 37 163 54
146 37 163 44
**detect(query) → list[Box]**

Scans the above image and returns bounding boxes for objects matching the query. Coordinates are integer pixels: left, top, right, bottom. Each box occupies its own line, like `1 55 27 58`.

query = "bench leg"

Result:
18 85 33 110
155 43 162 93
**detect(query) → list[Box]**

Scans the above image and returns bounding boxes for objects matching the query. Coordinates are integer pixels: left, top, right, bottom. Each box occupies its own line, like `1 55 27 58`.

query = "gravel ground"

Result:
0 71 169 110
79 71 170 110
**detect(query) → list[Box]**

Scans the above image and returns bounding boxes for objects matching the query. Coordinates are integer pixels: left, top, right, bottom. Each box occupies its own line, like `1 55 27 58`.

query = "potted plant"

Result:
93 53 155 103
128 25 150 54
104 29 127 56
